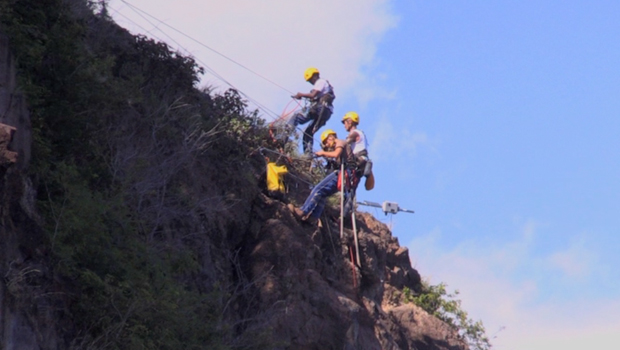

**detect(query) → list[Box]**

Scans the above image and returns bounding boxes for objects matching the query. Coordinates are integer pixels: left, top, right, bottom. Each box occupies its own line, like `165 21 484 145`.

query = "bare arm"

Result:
292 89 320 100
315 139 346 158
345 130 360 145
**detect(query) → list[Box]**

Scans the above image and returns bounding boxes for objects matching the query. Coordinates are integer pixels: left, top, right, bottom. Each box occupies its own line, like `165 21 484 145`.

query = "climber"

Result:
289 129 356 224
341 111 373 178
342 112 368 158
288 67 335 155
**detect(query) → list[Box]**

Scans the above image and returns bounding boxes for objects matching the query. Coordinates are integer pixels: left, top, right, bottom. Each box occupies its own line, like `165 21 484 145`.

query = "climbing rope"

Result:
349 246 358 289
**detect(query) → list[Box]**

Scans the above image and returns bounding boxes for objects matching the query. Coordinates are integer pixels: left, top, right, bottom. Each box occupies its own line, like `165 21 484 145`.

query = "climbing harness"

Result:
308 80 335 136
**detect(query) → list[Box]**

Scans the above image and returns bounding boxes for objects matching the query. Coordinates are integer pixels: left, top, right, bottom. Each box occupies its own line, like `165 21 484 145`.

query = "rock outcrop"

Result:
246 194 467 350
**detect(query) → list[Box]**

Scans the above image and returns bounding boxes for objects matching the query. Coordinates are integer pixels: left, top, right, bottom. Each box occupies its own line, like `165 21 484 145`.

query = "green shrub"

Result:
403 281 492 350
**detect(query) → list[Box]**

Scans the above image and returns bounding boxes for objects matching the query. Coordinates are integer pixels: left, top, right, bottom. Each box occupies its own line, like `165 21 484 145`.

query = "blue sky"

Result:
109 1 620 348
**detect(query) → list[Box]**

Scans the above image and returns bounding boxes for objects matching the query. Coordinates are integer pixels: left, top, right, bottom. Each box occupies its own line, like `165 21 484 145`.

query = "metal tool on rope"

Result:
356 200 415 215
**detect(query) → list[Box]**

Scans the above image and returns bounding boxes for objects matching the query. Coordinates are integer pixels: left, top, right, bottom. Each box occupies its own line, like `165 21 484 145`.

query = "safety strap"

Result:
323 80 336 105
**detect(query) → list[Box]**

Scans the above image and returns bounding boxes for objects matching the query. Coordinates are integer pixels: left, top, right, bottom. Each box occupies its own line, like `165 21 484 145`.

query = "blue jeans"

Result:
301 171 339 219
288 105 332 153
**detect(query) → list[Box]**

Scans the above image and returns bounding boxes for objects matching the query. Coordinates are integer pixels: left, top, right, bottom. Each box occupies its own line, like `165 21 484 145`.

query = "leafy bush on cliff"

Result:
404 281 492 350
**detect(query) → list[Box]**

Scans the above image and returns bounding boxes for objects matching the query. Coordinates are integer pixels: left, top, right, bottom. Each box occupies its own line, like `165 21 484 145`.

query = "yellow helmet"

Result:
320 129 337 144
342 111 360 124
304 67 320 81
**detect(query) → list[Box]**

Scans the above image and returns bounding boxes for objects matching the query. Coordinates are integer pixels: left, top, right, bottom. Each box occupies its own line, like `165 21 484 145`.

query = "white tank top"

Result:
350 129 368 155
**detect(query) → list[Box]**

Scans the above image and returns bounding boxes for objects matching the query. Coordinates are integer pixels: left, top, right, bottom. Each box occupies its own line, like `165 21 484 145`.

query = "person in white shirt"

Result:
342 111 374 190
342 111 368 157
289 67 335 154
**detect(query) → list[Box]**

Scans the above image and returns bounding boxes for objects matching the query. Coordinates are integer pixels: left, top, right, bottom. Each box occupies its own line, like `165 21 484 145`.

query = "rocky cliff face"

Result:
0 10 469 350
245 194 467 350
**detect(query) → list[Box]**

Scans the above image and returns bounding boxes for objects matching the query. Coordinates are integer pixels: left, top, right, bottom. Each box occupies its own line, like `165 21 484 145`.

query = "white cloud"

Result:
547 235 597 279
494 300 620 350
408 221 620 350
370 114 435 166
108 0 399 119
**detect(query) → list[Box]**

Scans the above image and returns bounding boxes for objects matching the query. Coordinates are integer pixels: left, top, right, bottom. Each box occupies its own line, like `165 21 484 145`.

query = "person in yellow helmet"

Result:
290 129 348 223
341 112 368 157
288 67 335 154
342 111 373 189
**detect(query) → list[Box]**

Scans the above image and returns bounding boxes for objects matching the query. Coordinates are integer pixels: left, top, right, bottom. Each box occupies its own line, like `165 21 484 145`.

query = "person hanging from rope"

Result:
289 129 360 224
342 111 368 161
288 67 335 155
341 111 374 190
